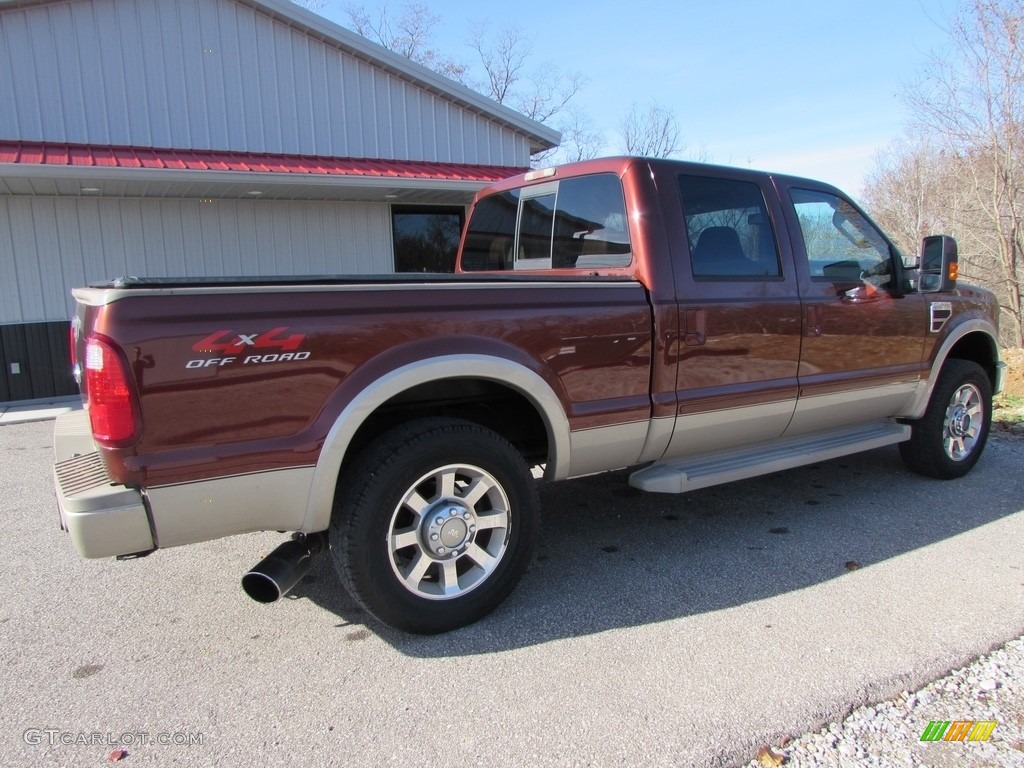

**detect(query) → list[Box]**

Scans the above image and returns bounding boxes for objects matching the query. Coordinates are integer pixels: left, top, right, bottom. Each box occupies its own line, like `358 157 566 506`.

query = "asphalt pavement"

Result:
1 419 1022 767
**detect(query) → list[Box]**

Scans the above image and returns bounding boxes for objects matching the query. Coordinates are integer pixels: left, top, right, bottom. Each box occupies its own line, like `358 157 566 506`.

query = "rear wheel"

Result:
330 418 538 634
900 359 992 479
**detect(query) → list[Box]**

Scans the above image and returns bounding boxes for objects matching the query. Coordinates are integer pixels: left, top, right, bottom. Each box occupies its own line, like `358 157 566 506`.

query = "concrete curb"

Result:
0 397 81 425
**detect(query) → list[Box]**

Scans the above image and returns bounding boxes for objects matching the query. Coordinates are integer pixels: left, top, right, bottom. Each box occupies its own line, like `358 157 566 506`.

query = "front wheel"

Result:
899 359 992 479
330 418 538 634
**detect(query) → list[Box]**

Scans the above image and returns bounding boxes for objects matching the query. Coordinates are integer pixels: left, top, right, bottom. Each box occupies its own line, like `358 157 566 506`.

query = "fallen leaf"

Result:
106 749 128 762
780 735 793 748
844 560 861 571
756 745 784 767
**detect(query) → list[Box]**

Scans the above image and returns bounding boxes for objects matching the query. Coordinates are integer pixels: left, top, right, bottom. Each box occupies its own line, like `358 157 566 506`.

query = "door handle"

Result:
806 305 823 337
684 308 706 346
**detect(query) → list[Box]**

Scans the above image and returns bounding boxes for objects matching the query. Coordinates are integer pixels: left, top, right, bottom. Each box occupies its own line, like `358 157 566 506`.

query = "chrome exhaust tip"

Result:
242 531 327 603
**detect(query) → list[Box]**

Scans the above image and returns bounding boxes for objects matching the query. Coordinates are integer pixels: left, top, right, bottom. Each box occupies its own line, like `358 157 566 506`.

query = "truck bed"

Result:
90 273 638 290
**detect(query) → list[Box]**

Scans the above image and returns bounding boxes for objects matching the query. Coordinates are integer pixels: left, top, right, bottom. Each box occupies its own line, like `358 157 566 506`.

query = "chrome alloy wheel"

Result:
942 382 984 461
387 463 511 600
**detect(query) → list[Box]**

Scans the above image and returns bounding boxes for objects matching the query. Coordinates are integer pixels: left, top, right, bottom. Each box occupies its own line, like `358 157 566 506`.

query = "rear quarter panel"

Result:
90 280 654 488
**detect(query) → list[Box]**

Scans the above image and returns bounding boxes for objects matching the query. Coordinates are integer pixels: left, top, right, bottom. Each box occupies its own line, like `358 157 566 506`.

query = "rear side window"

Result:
461 174 631 271
678 175 782 279
460 189 520 271
520 193 558 266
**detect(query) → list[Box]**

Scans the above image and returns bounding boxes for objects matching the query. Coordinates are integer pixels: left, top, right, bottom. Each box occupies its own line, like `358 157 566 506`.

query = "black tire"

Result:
329 418 538 634
899 359 992 479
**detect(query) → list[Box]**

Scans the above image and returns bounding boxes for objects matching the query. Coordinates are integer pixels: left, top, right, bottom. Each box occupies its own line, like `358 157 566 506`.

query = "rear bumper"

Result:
53 410 155 558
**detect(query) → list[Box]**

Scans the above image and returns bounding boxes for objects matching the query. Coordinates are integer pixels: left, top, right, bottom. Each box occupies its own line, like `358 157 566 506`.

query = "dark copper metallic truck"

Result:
53 157 1006 633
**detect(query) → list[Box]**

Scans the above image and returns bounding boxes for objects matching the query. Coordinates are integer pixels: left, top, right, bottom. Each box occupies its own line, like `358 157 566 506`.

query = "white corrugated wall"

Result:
0 196 394 324
0 0 533 166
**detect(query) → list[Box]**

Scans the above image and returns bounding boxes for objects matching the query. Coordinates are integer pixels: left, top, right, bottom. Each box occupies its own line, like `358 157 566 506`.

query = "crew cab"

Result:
53 157 1006 633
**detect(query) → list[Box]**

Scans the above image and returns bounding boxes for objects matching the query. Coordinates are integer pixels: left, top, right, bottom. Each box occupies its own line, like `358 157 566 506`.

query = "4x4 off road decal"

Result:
187 327 309 368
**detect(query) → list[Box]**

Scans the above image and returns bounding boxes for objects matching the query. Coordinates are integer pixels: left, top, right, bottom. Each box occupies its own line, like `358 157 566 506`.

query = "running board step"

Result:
629 422 911 494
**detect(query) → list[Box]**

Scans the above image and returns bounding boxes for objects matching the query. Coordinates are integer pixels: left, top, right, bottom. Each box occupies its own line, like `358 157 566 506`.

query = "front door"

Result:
779 184 927 435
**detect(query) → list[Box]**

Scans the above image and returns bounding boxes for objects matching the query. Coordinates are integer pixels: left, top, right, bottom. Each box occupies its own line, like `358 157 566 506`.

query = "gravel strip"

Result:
744 635 1024 767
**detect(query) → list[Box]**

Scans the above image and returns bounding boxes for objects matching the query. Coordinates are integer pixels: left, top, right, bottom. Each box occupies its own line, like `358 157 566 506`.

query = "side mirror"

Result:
918 235 958 293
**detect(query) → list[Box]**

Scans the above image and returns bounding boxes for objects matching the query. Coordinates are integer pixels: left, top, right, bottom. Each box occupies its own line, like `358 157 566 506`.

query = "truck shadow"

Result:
290 440 1024 656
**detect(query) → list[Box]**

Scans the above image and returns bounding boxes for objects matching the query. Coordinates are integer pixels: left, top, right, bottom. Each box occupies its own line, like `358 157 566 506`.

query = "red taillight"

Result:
84 335 138 445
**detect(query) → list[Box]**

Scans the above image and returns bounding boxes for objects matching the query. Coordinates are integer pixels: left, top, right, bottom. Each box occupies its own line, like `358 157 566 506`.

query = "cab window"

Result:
460 189 520 271
790 188 893 288
678 175 782 279
461 173 631 271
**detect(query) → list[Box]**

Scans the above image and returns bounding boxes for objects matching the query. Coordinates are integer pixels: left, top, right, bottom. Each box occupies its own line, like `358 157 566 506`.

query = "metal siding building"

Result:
0 0 539 161
0 0 558 403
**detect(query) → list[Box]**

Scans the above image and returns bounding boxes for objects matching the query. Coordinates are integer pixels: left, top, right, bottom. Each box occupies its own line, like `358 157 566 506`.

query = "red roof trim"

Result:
0 141 526 183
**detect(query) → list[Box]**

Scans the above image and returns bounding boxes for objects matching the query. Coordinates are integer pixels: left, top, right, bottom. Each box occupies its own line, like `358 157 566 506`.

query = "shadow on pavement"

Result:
287 442 1024 656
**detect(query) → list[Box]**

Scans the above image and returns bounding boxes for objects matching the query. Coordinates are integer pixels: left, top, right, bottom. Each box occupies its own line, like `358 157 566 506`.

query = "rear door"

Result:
661 169 803 459
778 183 927 435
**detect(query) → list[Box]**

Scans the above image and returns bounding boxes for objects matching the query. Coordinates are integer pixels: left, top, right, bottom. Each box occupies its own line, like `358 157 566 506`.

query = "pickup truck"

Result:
53 156 1006 634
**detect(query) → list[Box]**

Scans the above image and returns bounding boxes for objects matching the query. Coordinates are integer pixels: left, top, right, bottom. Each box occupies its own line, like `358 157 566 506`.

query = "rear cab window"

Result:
677 174 783 280
461 173 632 272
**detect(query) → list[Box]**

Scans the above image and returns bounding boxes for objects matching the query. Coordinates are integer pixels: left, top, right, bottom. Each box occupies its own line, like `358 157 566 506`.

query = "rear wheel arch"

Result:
342 378 550 474
300 355 571 533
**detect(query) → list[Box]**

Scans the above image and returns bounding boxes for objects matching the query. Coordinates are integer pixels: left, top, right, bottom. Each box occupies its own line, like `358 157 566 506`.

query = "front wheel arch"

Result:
900 359 992 479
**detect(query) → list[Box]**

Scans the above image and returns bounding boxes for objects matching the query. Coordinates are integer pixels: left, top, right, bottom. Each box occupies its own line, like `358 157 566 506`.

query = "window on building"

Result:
678 175 782 279
392 207 465 273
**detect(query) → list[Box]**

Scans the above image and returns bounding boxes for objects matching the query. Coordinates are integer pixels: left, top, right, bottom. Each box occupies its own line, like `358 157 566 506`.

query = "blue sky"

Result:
318 0 959 195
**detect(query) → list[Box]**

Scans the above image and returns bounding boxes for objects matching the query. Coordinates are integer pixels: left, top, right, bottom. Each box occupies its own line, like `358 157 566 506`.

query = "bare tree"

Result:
864 138 1024 343
291 0 329 11
619 101 682 158
341 6 592 161
468 23 528 105
344 2 467 80
530 107 606 167
862 136 950 256
554 108 606 163
905 0 1024 346
468 23 584 124
341 5 588 158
